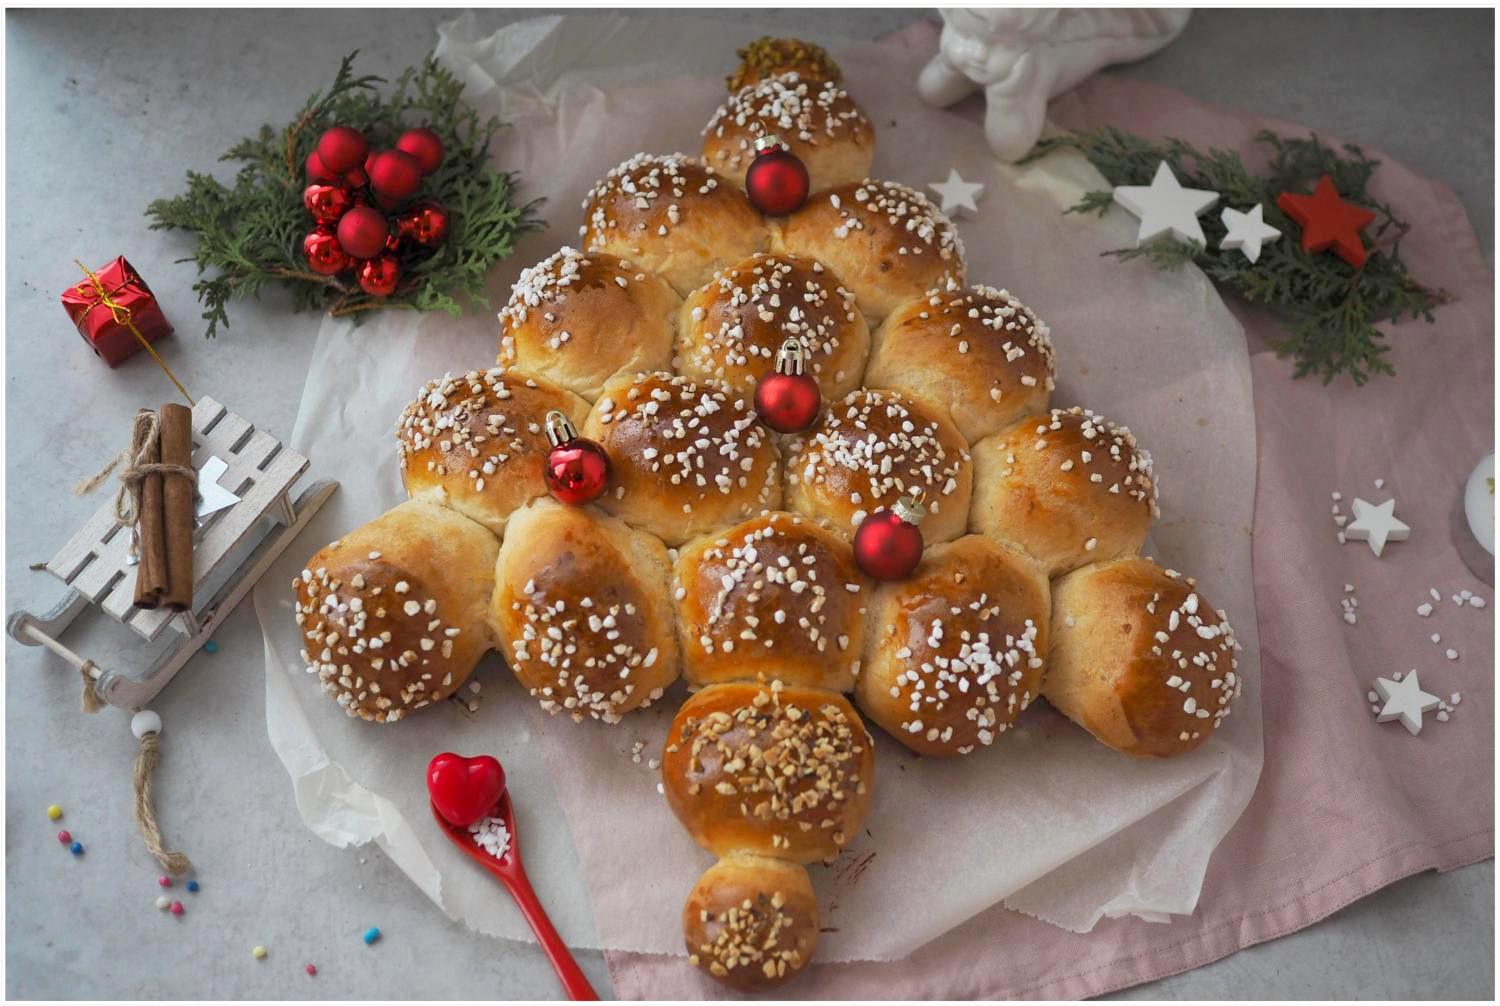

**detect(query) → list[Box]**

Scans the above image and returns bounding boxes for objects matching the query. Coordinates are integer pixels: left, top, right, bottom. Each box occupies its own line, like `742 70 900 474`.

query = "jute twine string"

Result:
134 730 192 875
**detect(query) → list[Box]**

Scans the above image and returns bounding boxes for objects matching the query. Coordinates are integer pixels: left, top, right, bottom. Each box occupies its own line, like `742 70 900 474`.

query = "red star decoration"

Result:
1276 174 1377 268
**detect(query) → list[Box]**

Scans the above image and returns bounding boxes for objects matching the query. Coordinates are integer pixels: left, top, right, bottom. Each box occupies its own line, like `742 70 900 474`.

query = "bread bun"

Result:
866 285 1057 444
293 501 497 724
673 511 870 692
684 853 818 989
661 680 874 863
396 367 590 536
489 499 679 723
676 252 869 401
970 406 1159 577
580 153 767 295
776 180 965 322
856 536 1048 757
497 247 680 401
1045 557 1240 757
583 371 781 547
702 74 874 193
784 388 973 544
728 36 842 92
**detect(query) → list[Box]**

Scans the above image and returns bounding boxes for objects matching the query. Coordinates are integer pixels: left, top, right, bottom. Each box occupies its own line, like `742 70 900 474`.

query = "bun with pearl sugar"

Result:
580 153 767 296
856 535 1049 757
489 498 680 723
1045 556 1240 758
497 247 680 401
292 500 497 724
970 406 1159 577
582 371 782 547
683 852 819 990
676 252 869 401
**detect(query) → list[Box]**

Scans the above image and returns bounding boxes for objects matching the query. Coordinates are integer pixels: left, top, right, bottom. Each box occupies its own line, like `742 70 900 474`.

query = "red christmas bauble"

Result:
303 228 351 276
368 149 423 201
396 202 450 247
852 492 927 580
754 338 821 433
302 182 352 225
542 410 610 505
744 134 810 216
317 125 368 174
306 150 334 182
343 166 369 189
357 255 402 297
336 206 390 259
396 127 445 176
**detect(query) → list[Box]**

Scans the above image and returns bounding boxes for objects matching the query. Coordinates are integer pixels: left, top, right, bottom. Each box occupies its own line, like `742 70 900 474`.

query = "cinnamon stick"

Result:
158 403 195 612
132 409 168 609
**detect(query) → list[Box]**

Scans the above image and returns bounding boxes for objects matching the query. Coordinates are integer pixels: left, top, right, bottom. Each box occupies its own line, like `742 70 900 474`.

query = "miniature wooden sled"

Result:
8 396 337 710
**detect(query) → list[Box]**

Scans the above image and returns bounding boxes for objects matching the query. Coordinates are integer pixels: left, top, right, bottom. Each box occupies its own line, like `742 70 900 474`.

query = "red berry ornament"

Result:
754 338 821 433
303 228 351 275
316 125 368 174
305 150 334 182
396 202 450 247
368 149 423 202
357 255 402 297
744 134 810 216
302 182 352 225
542 410 610 505
343 166 369 189
853 489 927 581
336 206 390 259
396 127 445 175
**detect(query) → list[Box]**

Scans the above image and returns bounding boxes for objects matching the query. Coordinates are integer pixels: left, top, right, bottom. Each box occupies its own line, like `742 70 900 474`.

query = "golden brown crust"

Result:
684 853 818 990
497 247 680 401
1045 557 1240 758
856 536 1049 757
970 407 1159 577
582 371 782 547
776 180 966 323
673 511 870 692
866 285 1057 445
702 73 874 192
676 252 869 401
293 501 497 724
489 499 680 723
395 367 590 537
783 387 973 544
728 37 842 92
580 153 768 295
661 681 874 863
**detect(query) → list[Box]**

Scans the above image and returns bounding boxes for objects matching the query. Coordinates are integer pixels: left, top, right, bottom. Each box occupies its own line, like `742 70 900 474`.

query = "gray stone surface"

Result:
5 7 1492 1000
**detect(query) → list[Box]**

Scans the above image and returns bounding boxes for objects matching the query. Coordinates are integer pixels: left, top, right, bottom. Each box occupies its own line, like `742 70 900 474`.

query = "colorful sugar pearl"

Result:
186 879 200 893
362 927 381 945
70 841 83 856
306 964 317 976
156 896 171 910
252 946 267 960
57 830 71 845
170 901 184 916
47 805 63 820
205 641 219 654
158 876 172 887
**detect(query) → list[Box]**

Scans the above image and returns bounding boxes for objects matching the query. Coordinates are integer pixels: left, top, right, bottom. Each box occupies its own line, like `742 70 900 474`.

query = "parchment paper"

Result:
253 12 1263 963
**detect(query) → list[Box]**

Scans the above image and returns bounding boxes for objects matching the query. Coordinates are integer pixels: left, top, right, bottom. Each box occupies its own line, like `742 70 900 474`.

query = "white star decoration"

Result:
928 168 984 218
1345 497 1410 557
1374 671 1440 735
1219 204 1281 263
1111 162 1219 248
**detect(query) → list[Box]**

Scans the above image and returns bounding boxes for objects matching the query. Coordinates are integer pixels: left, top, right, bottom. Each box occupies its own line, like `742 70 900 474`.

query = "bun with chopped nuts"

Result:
776 179 965 323
293 500 497 724
970 406 1159 577
673 511 870 692
580 153 768 296
661 680 874 864
728 36 842 92
866 285 1057 445
582 371 782 547
489 498 679 723
856 535 1049 757
683 853 819 990
1045 556 1240 758
784 387 972 545
396 367 590 537
702 74 874 193
676 252 869 401
497 247 680 401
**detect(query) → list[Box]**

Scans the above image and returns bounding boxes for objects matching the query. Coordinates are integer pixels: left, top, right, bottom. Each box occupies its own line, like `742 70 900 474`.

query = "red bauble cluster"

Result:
542 410 610 506
853 490 927 581
745 134 810 216
301 124 451 297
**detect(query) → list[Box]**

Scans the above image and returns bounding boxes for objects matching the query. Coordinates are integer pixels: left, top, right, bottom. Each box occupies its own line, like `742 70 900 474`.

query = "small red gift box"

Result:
61 257 174 368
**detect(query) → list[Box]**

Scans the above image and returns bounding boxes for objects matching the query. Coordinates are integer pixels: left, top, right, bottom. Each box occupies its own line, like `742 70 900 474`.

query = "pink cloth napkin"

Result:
606 26 1495 1000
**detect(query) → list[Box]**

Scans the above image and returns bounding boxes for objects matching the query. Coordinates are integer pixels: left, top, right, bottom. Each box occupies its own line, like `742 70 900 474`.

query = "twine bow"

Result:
73 260 194 406
74 410 196 562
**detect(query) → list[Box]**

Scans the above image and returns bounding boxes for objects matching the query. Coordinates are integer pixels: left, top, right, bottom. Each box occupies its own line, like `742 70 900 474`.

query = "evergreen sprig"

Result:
147 52 542 337
1024 128 1448 384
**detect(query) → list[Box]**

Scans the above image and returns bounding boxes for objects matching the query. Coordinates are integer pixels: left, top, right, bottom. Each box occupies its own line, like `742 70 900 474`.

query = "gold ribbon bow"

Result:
73 260 194 406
